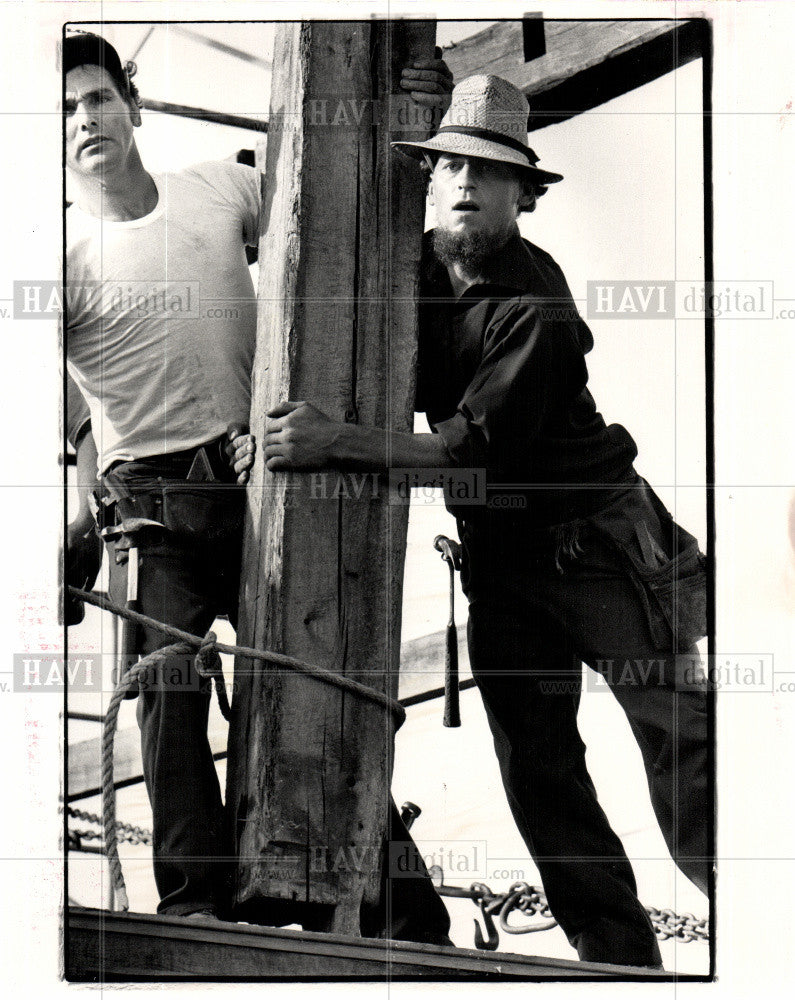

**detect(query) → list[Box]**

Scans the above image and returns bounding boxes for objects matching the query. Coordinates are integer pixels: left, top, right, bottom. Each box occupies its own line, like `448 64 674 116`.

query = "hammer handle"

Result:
443 622 461 728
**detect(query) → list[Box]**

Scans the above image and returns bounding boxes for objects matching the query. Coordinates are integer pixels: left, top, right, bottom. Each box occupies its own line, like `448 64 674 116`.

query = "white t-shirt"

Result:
66 160 261 474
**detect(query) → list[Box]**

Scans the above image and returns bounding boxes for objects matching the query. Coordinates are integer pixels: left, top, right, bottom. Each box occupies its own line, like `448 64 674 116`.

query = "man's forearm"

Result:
334 423 453 472
71 425 99 530
263 401 456 473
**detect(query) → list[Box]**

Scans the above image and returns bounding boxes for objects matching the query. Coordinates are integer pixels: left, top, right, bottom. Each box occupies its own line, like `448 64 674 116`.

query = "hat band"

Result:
434 126 537 164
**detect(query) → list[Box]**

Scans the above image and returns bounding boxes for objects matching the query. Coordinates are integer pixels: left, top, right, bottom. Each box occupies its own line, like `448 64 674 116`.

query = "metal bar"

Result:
130 25 156 63
141 98 268 133
67 907 679 980
401 677 478 709
67 681 478 801
169 25 273 70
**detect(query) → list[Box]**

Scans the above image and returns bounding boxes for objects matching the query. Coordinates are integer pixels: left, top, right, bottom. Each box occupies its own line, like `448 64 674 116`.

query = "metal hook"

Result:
498 884 558 935
473 898 500 951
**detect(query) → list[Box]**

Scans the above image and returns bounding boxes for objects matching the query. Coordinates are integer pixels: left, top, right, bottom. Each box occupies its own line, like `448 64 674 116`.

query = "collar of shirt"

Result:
420 228 594 356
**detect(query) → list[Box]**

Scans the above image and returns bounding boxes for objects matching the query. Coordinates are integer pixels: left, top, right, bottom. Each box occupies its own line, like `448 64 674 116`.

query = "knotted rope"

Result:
101 640 196 911
194 630 231 721
69 586 404 721
69 585 404 912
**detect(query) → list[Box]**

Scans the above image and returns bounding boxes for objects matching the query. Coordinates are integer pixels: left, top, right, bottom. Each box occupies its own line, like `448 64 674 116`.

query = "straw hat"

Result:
393 74 562 185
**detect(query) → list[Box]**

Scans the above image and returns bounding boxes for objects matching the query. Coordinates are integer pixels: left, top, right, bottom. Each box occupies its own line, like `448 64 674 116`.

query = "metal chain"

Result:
646 906 710 942
65 810 710 945
65 805 153 847
433 871 709 949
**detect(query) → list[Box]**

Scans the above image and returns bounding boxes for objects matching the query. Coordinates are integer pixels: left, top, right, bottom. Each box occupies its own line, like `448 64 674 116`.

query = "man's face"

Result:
65 64 140 177
429 154 524 242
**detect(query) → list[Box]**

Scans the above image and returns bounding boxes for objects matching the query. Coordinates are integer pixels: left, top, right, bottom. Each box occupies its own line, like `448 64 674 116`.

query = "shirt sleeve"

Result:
189 160 263 246
225 162 262 247
431 297 579 468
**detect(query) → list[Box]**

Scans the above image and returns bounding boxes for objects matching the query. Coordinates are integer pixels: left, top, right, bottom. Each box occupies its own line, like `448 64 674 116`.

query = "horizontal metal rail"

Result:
66 678 474 802
141 97 268 133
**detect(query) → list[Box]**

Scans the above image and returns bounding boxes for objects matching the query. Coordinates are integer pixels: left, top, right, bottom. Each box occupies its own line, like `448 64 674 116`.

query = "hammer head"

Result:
100 517 165 542
433 534 462 571
101 517 166 564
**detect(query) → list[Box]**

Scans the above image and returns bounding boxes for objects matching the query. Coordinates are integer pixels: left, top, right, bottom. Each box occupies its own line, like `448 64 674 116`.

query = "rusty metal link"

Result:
433 874 559 950
69 827 104 843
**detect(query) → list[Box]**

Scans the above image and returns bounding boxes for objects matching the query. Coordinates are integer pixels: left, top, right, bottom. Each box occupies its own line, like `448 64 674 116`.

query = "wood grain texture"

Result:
225 21 435 934
67 907 677 980
444 19 706 130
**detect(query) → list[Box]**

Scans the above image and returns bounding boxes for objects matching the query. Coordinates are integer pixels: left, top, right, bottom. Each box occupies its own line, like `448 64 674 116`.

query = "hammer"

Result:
101 517 164 669
433 535 462 728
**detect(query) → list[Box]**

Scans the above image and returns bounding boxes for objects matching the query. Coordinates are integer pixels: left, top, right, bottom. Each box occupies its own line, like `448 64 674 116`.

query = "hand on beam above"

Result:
400 47 454 111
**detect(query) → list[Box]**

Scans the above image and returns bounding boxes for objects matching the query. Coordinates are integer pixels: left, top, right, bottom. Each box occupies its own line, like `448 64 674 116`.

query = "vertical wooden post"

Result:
226 20 436 935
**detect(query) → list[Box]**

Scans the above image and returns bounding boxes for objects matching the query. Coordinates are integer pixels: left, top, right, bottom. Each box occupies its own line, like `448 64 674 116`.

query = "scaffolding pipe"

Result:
141 97 268 133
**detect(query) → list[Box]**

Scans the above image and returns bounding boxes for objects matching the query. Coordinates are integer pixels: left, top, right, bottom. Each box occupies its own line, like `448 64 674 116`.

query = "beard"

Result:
433 227 511 273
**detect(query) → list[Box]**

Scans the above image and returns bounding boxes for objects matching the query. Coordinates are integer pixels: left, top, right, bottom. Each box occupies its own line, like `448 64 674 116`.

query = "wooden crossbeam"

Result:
443 19 707 130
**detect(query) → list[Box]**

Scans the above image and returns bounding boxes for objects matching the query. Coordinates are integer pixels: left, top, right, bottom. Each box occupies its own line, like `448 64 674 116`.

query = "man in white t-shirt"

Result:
64 30 454 941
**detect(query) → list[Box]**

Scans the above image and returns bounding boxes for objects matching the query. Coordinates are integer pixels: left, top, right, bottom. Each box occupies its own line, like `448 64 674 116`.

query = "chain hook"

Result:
499 882 558 935
473 897 500 951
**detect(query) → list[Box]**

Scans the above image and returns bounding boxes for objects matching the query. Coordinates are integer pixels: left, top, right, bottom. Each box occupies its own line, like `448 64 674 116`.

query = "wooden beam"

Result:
66 628 470 802
225 21 437 935
66 907 678 980
443 19 707 130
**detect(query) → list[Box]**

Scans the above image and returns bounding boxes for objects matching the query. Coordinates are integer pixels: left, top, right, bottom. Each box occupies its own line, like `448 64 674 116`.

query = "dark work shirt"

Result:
416 229 638 526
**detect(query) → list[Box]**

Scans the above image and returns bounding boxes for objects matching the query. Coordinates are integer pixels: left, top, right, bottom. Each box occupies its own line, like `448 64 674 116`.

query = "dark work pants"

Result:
105 469 243 917
105 459 450 942
460 481 710 967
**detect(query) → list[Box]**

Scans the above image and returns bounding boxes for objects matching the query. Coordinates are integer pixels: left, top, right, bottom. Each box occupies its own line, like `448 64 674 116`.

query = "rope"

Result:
69 586 405 723
68 585 406 913
71 585 709 946
102 640 194 910
194 631 231 721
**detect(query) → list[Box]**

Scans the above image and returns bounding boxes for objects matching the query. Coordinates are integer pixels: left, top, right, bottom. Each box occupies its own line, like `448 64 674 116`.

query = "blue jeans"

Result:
460 477 710 966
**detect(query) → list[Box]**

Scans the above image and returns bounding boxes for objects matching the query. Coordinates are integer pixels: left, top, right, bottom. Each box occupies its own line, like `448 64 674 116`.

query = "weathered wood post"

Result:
226 20 436 935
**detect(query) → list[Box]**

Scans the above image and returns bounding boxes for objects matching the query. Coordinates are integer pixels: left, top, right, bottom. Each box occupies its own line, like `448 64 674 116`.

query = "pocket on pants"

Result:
640 539 707 652
588 484 707 653
161 485 244 544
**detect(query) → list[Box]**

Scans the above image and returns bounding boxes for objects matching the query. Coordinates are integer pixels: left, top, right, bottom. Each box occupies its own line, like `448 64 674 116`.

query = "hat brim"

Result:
392 132 563 185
